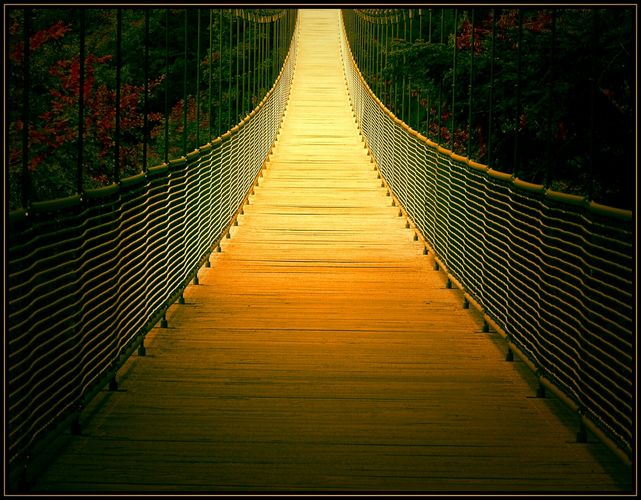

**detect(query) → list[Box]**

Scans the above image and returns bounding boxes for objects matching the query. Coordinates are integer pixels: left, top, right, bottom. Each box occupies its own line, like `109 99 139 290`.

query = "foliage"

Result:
7 8 289 209
351 8 634 209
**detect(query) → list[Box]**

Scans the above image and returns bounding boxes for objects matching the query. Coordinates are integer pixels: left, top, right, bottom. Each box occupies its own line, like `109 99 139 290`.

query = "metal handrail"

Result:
7 10 299 490
339 9 633 466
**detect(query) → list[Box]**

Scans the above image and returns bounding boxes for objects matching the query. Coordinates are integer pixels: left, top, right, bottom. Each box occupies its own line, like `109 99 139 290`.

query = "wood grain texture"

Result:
31 9 632 494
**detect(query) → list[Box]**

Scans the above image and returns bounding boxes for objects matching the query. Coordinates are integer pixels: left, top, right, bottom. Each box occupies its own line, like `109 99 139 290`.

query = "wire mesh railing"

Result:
339 9 634 466
7 9 299 491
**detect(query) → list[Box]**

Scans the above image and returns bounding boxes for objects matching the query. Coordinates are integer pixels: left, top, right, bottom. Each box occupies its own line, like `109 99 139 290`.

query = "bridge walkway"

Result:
31 9 631 493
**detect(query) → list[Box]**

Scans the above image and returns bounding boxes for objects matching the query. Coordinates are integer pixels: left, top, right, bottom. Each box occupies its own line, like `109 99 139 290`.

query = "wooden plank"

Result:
31 9 631 493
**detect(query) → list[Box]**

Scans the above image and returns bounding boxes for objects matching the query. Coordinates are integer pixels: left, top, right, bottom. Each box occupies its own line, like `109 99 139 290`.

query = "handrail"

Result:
339 9 633 466
7 10 299 491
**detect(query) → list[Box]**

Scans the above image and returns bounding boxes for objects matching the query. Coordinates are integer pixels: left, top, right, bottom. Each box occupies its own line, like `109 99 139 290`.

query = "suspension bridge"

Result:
8 9 634 494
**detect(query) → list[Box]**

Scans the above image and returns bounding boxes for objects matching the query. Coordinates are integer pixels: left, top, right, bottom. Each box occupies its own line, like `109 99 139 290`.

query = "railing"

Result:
7 9 299 490
339 9 634 465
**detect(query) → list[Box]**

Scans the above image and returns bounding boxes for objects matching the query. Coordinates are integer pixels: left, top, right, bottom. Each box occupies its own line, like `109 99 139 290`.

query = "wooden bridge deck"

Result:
32 9 631 493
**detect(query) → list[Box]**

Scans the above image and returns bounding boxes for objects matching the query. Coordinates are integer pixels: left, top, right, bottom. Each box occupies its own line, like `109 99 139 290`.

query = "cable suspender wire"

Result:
513 9 523 177
451 10 458 151
21 8 31 207
208 9 213 140
78 9 86 191
235 10 240 122
242 13 247 117
228 9 233 130
218 10 223 137
183 9 188 156
467 9 475 160
143 9 150 171
544 9 556 188
196 9 201 147
164 10 169 163
488 8 496 169
114 8 122 180
586 9 598 199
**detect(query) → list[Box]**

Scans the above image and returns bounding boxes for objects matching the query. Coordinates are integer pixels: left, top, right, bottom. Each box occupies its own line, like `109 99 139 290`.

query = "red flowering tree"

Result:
8 9 165 207
374 8 634 208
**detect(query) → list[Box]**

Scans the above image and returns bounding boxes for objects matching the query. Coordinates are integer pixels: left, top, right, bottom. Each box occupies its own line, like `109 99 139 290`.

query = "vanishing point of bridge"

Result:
8 9 633 494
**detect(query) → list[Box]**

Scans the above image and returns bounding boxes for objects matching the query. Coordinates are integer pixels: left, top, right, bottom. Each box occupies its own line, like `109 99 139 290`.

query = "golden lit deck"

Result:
32 10 630 493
